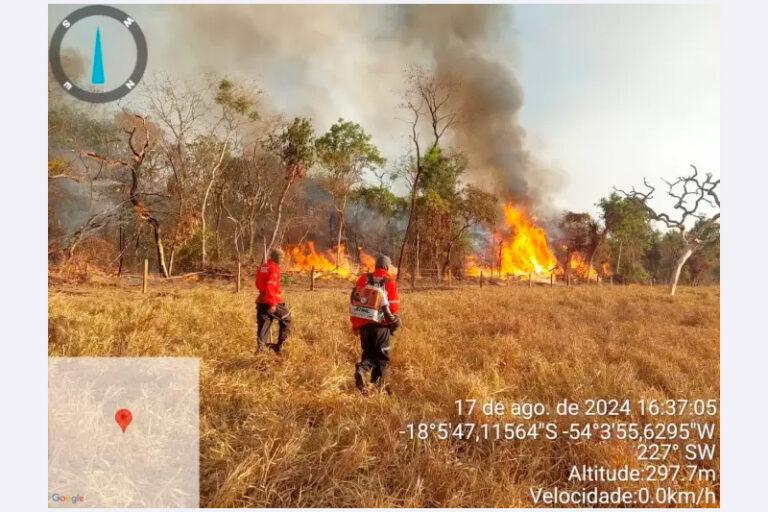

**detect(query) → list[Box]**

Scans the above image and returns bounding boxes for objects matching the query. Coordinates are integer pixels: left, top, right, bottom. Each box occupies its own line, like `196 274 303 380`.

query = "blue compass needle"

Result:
91 27 105 85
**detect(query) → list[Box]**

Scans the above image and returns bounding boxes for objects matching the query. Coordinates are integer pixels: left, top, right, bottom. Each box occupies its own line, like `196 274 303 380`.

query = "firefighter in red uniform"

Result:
349 254 401 392
255 248 292 354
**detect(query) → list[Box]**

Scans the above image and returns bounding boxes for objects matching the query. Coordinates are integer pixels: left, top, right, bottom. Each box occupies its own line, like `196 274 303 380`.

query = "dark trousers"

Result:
356 324 391 386
256 302 292 351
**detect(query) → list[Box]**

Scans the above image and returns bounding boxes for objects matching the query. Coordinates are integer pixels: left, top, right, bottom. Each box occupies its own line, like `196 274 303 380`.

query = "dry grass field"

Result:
48 280 719 507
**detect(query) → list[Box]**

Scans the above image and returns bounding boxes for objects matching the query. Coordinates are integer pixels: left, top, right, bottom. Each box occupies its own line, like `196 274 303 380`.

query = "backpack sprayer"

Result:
350 273 398 325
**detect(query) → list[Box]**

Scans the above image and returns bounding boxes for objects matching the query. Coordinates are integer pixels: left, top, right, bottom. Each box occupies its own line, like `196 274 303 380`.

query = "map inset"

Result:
48 358 199 507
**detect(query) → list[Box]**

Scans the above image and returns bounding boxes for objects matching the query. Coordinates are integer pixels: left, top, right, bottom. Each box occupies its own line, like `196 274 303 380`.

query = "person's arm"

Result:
255 265 263 289
386 279 400 315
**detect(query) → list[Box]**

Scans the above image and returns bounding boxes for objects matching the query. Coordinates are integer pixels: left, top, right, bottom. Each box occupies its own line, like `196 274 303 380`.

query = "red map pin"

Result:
115 408 133 433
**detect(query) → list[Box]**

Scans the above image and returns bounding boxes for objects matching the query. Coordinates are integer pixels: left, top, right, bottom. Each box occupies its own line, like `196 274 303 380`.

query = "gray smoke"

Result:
52 4 561 209
399 5 561 207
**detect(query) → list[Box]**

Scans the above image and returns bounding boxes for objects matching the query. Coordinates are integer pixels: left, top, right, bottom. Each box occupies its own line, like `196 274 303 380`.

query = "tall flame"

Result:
466 203 557 277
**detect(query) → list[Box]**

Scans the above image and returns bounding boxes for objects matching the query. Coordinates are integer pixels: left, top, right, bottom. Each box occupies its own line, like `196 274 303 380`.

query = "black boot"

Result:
372 363 391 394
354 364 367 391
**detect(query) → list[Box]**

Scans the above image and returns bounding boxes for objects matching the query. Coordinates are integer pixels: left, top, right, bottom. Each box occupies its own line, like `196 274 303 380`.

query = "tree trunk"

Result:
267 177 294 254
441 244 453 280
616 240 623 275
587 247 598 284
334 194 348 270
396 140 424 281
397 190 419 281
586 231 605 282
150 220 170 278
491 232 497 277
200 192 210 268
669 244 695 296
248 216 256 259
117 225 124 276
168 248 176 277
200 141 228 269
410 230 420 288
497 240 504 277
214 203 222 263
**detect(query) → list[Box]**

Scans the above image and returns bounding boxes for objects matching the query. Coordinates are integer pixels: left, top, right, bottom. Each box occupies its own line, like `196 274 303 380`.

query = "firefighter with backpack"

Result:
349 254 401 393
255 248 292 354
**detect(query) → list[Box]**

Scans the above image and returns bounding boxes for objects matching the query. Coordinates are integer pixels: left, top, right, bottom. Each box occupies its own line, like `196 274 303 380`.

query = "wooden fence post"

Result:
142 258 148 294
480 271 484 288
447 269 452 287
550 273 554 287
528 273 533 288
236 261 242 293
310 266 315 291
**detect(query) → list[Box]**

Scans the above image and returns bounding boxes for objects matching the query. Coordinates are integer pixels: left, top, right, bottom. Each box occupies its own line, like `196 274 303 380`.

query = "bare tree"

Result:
144 76 209 274
198 79 260 269
221 189 244 266
84 115 171 277
219 150 276 261
395 68 459 282
616 165 720 295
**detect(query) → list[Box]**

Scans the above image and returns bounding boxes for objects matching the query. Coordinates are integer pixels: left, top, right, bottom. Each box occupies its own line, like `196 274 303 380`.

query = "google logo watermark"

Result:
50 493 86 504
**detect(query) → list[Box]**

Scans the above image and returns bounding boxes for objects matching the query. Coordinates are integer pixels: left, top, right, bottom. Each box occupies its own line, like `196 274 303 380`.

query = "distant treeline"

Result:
48 71 719 286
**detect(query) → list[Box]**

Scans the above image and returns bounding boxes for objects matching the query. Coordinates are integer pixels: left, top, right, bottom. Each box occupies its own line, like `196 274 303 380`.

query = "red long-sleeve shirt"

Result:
255 260 283 306
350 268 400 329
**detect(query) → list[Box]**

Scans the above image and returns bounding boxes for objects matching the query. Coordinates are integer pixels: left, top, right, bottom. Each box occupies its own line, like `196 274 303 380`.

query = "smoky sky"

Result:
50 4 562 209
399 5 560 206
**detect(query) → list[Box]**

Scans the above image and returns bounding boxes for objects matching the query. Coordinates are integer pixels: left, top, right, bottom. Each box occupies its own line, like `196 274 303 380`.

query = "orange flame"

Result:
466 203 558 277
568 252 597 280
563 253 613 280
284 242 395 278
358 248 397 273
358 249 376 272
285 241 352 278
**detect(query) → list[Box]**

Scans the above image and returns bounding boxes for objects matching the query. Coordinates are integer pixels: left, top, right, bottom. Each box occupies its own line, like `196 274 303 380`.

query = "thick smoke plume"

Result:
170 4 560 207
400 5 561 207
53 4 561 210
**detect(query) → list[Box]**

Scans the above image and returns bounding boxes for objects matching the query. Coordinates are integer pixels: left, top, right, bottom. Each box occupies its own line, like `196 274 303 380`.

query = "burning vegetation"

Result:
464 203 609 282
466 203 557 278
280 201 610 284
284 242 387 279
48 6 718 293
